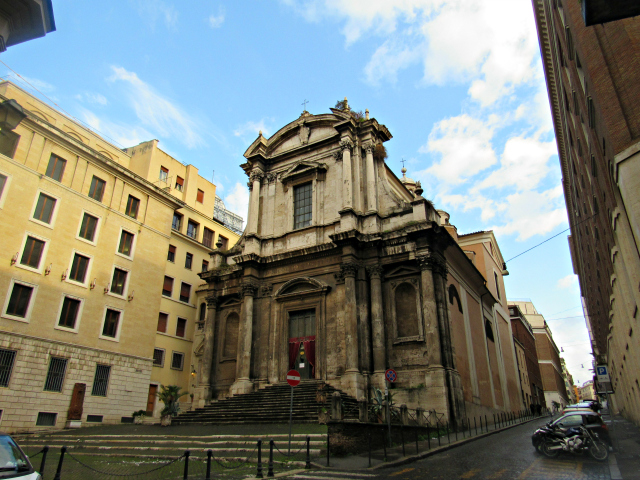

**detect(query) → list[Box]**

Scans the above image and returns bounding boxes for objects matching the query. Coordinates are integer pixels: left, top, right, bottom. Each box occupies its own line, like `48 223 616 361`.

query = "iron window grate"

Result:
121 416 134 424
0 349 17 387
86 415 103 423
91 364 111 396
153 348 165 367
44 357 68 392
171 352 184 370
36 412 57 426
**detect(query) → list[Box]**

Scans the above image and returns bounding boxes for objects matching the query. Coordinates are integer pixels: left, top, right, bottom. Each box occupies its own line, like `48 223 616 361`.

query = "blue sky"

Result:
2 0 593 387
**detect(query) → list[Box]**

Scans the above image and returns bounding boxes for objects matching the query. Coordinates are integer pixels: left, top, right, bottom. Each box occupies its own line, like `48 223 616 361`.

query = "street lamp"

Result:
0 99 27 130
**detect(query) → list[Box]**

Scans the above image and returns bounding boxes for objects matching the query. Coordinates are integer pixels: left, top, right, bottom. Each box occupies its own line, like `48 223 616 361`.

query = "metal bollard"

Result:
426 424 431 449
206 450 213 480
39 446 49 475
306 436 311 469
446 422 450 444
401 425 405 457
257 440 263 478
474 417 477 436
368 431 372 468
53 446 66 480
183 450 190 480
436 418 441 447
454 421 458 442
268 439 274 477
479 416 482 434
493 413 496 430
326 433 330 467
485 415 488 433
415 428 419 454
462 419 466 438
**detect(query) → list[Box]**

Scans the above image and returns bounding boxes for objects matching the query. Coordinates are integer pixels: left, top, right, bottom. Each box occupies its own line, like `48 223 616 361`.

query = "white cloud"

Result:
132 0 178 30
233 118 274 140
108 65 203 149
420 114 497 185
75 92 108 106
557 274 578 290
224 182 250 224
79 107 154 148
208 8 225 28
9 74 55 92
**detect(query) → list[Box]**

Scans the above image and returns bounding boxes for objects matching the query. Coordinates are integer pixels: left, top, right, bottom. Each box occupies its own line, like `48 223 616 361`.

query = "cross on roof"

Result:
401 158 406 168
302 99 309 110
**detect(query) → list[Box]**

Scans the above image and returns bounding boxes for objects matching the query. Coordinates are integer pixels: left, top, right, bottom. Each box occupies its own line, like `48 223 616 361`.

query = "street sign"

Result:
385 368 397 383
287 370 301 387
596 365 610 383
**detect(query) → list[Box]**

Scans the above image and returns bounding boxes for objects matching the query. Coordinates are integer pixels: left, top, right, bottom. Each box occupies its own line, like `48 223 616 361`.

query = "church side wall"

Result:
447 278 473 404
466 296 494 408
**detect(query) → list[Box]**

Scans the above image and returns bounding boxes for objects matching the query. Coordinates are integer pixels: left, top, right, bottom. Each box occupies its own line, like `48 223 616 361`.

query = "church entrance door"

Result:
288 309 316 380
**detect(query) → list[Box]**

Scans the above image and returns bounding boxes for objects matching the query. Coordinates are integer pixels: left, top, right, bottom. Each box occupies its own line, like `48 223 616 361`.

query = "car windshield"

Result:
0 436 31 477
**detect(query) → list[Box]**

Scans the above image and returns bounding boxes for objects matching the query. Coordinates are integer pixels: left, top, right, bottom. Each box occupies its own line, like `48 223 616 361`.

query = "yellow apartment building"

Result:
123 140 241 416
0 81 242 431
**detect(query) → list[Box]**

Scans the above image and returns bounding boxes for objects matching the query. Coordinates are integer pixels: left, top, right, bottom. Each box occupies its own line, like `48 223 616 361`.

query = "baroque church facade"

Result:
193 102 523 423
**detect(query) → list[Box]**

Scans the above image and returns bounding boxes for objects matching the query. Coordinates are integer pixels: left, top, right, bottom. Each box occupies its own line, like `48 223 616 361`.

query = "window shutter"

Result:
197 189 204 203
176 176 184 186
180 283 190 298
163 276 173 292
157 313 168 333
176 318 186 337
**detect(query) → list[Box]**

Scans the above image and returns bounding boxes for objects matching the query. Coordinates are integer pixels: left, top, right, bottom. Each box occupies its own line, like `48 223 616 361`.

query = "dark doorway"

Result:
146 384 158 415
288 309 316 380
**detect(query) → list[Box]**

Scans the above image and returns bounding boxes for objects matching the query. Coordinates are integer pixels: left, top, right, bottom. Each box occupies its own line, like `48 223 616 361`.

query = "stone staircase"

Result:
174 381 359 425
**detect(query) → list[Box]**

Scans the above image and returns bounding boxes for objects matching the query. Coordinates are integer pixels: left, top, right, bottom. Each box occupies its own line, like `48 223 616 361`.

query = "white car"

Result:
0 433 40 479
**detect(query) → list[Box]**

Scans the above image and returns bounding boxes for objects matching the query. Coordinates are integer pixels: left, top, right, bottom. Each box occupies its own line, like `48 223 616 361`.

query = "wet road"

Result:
375 417 611 480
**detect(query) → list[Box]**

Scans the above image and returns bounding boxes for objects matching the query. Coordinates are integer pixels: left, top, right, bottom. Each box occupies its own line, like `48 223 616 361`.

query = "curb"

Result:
608 453 622 480
369 418 539 470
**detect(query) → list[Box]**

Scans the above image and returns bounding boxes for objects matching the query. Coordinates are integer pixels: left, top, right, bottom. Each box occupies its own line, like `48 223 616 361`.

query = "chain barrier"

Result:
209 444 257 470
273 441 306 457
64 449 185 478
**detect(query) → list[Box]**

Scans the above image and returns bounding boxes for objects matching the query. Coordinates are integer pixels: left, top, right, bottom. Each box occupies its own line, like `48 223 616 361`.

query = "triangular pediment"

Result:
280 160 327 183
219 296 241 308
385 265 420 278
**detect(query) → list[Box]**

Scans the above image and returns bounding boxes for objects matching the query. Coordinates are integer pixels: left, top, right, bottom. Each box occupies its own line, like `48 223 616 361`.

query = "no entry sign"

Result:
385 368 397 383
287 370 301 387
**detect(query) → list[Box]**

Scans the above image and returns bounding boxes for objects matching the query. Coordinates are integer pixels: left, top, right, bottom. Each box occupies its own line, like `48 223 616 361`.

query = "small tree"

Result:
373 144 388 162
157 385 188 418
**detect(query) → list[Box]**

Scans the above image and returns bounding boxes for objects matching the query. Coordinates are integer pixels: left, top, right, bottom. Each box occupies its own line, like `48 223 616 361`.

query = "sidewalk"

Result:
606 414 640 480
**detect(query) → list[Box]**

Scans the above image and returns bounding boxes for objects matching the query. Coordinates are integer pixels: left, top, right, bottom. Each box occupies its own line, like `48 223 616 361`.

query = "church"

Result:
193 100 523 424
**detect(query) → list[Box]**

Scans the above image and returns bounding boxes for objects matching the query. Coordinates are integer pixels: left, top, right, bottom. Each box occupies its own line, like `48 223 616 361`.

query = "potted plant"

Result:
132 410 147 424
369 387 395 423
157 385 187 426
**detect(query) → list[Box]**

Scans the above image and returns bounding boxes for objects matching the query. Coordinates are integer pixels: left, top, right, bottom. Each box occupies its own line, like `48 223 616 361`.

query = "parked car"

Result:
532 411 611 451
0 433 40 479
562 401 601 414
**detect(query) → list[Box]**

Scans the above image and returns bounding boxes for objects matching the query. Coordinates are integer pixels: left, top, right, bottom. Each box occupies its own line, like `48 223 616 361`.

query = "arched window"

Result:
395 282 419 338
223 312 239 358
448 285 463 313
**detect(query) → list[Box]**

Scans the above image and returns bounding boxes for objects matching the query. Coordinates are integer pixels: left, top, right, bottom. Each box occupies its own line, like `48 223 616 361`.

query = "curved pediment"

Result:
243 112 345 160
275 277 330 298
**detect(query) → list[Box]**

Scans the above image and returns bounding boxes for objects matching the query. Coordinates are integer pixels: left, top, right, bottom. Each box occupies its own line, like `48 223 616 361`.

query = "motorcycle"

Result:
540 425 609 461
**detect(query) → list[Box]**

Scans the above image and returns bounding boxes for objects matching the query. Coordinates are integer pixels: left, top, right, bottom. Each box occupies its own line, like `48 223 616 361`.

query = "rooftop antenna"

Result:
212 170 215 184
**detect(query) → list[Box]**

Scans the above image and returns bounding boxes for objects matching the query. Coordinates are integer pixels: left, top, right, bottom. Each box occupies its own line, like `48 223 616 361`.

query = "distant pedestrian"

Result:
536 404 542 416
530 403 535 416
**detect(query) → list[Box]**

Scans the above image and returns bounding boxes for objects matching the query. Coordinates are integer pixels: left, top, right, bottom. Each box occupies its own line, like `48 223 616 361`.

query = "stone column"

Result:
367 266 386 376
432 257 454 369
343 262 359 372
364 142 377 213
340 139 353 211
200 295 218 391
247 170 263 235
231 282 257 395
417 255 442 366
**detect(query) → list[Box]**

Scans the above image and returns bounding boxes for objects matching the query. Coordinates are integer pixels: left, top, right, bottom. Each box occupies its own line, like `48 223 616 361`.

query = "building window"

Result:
176 318 187 338
36 412 57 426
186 220 198 239
0 173 7 200
153 348 165 367
485 320 495 342
202 260 209 272
162 276 173 297
86 415 103 423
78 213 99 242
89 176 106 202
91 365 111 397
199 303 206 323
0 129 19 158
58 296 81 329
110 268 128 296
5 282 34 319
167 245 176 262
117 230 135 257
591 155 597 177
175 176 184 191
0 349 17 387
494 272 501 300
20 236 45 269
159 166 168 182
33 192 56 224
69 253 90 284
218 235 228 250
102 309 121 338
172 213 182 231
202 228 214 248
185 253 193 269
293 183 312 229
171 352 184 370
157 312 168 333
196 189 204 203
45 154 66 182
125 195 140 219
588 97 596 128
179 283 191 303
44 357 68 392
